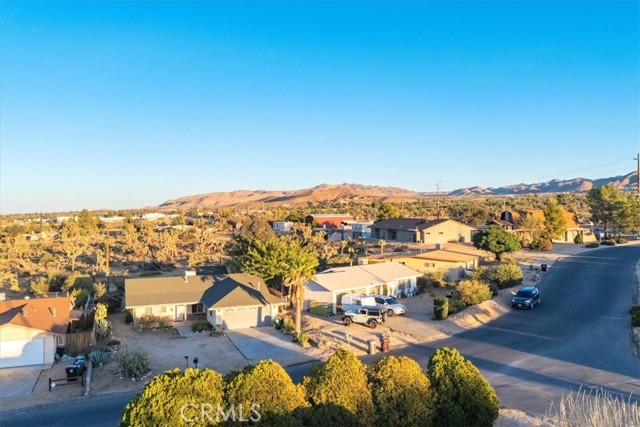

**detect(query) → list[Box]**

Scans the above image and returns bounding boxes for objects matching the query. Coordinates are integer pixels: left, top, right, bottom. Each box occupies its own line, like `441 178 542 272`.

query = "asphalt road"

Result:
3 245 639 426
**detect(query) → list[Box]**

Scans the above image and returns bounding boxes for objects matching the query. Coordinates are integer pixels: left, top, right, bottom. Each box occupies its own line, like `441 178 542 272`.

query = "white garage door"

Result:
222 307 265 329
1 339 45 368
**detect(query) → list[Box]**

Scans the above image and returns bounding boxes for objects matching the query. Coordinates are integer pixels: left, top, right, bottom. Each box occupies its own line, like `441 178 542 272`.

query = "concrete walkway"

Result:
226 327 318 367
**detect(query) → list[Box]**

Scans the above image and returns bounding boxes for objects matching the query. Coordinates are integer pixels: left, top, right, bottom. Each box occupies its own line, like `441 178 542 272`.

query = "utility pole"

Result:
435 181 442 219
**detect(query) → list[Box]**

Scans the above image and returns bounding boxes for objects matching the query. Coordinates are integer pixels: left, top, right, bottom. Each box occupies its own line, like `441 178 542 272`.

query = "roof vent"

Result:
184 270 196 282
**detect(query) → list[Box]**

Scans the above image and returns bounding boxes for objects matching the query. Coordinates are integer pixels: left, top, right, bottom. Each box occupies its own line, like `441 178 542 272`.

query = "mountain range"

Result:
158 172 637 209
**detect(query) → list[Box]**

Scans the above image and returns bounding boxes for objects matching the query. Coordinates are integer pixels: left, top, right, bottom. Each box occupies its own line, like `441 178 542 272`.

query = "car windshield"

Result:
385 297 399 304
516 290 534 298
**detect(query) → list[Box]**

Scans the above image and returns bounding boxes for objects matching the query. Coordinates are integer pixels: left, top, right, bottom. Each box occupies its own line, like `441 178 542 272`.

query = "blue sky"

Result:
1 1 638 214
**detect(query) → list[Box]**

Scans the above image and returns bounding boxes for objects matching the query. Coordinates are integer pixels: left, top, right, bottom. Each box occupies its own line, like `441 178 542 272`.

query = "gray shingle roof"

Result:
201 274 284 309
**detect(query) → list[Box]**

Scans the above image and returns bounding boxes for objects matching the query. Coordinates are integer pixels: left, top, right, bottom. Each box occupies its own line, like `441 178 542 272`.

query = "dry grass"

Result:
547 389 640 427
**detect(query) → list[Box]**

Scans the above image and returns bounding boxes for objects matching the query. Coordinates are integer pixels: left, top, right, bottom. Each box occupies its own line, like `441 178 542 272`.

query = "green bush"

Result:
585 242 599 248
302 348 374 424
71 288 90 308
121 368 224 427
116 351 150 379
422 271 447 288
630 306 640 328
530 237 552 251
298 332 311 348
456 279 492 306
427 347 499 427
125 309 134 324
282 318 296 335
367 356 434 426
492 259 523 289
433 297 449 320
601 239 616 246
447 298 467 315
225 360 308 425
573 233 584 244
191 321 213 333
616 238 628 244
94 303 108 322
95 319 112 341
29 277 49 296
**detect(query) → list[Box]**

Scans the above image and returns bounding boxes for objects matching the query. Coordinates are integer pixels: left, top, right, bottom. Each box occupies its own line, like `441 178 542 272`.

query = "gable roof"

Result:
372 218 453 231
0 297 71 335
125 274 220 308
201 274 284 309
311 262 421 292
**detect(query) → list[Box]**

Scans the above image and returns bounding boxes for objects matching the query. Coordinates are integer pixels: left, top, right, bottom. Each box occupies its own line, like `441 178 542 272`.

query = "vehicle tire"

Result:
368 319 377 329
529 302 534 310
343 317 352 326
387 309 394 317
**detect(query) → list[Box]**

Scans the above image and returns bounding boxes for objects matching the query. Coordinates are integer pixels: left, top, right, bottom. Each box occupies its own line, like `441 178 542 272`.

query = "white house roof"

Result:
310 262 421 293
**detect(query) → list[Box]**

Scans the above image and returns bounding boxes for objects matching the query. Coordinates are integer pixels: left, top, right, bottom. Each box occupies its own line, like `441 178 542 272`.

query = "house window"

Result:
424 262 436 268
390 231 397 240
145 307 152 315
161 306 167 313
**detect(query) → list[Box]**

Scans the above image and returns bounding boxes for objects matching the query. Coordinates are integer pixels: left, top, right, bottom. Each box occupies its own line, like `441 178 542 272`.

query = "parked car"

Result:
341 294 377 313
342 307 385 329
372 295 407 316
512 287 541 310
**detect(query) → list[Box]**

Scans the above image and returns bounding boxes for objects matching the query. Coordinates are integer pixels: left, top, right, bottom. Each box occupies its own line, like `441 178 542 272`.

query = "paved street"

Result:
3 245 639 425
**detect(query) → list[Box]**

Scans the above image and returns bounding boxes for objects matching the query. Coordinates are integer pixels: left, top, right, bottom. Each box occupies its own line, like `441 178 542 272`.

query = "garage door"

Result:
222 307 265 329
0 339 45 368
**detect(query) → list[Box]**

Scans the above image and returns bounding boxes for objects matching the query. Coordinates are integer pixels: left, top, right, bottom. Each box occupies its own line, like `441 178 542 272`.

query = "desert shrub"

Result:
70 287 90 308
530 237 552 251
282 318 296 335
492 259 523 289
302 348 374 424
125 309 134 324
98 292 123 313
298 332 310 348
422 271 446 288
630 306 640 328
447 298 467 315
121 368 224 427
427 347 499 427
91 349 111 367
116 351 150 379
585 242 599 248
600 239 616 246
488 282 499 297
95 319 112 341
136 317 152 331
469 266 492 283
433 297 449 320
29 277 49 296
94 303 108 322
616 238 628 244
574 233 584 244
191 321 213 333
62 271 91 292
93 282 107 299
367 356 434 426
546 388 640 427
456 279 492 306
225 360 308 425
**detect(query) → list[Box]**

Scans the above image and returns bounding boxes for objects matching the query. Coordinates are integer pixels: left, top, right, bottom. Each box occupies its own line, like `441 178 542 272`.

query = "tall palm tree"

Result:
282 239 319 337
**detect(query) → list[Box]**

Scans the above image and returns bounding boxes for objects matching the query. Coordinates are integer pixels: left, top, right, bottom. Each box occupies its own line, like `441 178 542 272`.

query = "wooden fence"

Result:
65 331 95 355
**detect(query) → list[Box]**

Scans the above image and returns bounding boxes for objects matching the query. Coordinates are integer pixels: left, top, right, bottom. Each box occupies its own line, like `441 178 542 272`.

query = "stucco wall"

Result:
0 324 57 365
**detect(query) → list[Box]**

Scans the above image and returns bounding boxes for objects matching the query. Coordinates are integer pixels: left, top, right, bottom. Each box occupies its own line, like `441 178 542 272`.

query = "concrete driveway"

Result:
0 365 48 399
226 327 318 367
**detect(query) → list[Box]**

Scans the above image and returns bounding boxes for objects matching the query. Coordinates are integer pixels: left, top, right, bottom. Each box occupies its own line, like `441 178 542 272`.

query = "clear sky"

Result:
1 1 638 214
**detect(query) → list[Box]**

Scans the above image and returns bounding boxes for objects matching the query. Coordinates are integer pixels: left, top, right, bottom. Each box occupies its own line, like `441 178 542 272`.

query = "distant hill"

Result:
158 172 637 208
448 171 637 196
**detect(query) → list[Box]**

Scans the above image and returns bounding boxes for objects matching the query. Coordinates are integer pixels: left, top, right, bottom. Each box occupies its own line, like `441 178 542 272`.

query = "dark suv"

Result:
512 287 541 310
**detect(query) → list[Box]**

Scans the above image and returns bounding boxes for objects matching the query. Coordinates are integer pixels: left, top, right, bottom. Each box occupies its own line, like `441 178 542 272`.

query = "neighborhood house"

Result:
0 296 72 368
304 262 421 314
489 209 596 243
125 272 285 330
372 218 476 244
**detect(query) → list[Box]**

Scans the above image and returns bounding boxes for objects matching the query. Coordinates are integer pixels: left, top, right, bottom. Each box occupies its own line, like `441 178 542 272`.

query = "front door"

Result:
175 305 186 321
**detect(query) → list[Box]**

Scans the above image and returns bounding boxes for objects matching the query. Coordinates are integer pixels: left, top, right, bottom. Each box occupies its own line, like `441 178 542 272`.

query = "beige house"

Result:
360 243 488 280
493 209 596 243
0 297 72 368
372 218 476 244
125 272 285 330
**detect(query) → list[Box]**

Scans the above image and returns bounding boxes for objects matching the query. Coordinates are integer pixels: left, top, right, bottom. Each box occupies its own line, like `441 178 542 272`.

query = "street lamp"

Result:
184 356 189 370
193 357 199 369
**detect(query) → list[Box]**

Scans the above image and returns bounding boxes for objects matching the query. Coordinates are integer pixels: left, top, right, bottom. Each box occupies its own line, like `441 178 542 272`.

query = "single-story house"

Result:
304 262 421 314
359 243 487 280
0 297 72 368
305 214 354 229
272 221 294 234
372 218 476 244
125 272 285 330
493 209 596 243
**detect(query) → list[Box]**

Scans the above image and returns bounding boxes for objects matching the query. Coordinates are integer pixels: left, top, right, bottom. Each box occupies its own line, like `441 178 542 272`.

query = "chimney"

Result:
184 269 196 283
435 243 443 250
52 308 57 317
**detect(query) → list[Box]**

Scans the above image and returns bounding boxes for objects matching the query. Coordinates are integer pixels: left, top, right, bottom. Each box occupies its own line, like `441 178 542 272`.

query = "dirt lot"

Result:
90 313 248 394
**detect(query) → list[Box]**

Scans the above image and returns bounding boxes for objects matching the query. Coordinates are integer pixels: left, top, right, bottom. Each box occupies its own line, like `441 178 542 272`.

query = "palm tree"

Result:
282 239 319 337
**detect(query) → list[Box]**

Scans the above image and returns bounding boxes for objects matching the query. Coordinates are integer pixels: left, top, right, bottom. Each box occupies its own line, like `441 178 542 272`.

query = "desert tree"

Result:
543 197 567 240
59 220 89 271
472 226 521 261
